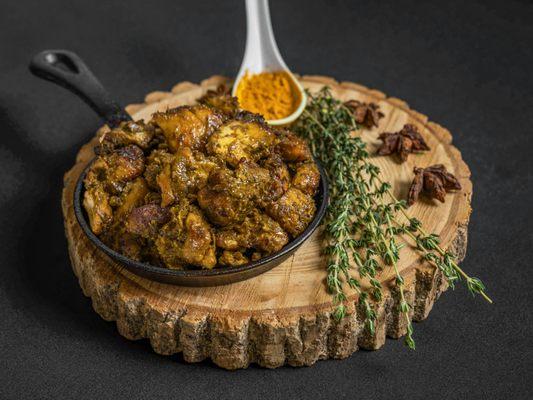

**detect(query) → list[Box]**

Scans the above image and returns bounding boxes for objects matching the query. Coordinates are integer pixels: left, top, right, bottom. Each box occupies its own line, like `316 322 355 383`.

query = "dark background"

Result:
1 0 531 399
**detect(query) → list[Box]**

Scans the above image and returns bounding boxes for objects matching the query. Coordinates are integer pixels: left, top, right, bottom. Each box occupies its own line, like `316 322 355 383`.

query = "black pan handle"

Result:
29 49 132 128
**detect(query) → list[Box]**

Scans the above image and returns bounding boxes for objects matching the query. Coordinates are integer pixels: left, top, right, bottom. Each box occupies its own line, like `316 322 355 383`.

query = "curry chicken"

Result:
83 91 319 269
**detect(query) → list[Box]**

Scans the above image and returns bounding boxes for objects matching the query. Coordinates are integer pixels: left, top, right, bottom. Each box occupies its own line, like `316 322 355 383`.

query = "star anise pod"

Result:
377 124 430 162
344 99 384 128
408 164 462 206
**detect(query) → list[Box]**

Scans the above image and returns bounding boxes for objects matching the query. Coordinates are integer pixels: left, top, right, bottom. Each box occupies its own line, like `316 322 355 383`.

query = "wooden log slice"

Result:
62 75 472 369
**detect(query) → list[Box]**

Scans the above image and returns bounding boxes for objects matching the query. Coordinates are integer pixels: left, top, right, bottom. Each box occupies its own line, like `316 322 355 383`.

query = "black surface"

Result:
0 0 531 399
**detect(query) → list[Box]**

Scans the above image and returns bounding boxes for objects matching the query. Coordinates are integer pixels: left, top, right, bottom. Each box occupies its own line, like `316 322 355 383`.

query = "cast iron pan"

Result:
29 49 329 287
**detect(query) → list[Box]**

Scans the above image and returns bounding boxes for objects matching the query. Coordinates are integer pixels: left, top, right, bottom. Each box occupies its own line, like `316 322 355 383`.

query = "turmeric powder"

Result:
235 71 300 120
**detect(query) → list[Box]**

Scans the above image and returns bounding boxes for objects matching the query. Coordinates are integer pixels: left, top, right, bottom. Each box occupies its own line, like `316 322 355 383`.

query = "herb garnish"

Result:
293 87 491 349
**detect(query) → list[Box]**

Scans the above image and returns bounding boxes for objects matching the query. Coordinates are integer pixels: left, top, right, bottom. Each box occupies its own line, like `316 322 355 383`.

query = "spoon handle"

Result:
242 0 287 72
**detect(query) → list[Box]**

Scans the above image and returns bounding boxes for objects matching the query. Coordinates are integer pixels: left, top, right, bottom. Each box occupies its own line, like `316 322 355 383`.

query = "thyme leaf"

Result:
293 87 491 349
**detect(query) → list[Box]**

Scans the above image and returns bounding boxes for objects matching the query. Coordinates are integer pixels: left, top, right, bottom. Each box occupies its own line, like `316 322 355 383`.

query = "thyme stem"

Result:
340 101 491 304
295 88 491 349
375 175 493 304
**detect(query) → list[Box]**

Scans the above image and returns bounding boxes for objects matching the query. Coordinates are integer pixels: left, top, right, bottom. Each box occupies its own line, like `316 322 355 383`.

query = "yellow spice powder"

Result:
235 71 300 120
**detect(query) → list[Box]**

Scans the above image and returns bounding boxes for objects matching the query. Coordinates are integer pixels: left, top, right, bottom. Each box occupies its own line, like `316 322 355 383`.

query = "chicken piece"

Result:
102 229 144 261
216 210 288 254
106 145 145 188
252 213 289 253
207 119 277 167
112 177 149 221
83 184 113 235
266 187 316 237
83 146 145 234
85 145 145 197
215 228 242 251
171 147 221 199
155 203 217 269
97 177 149 258
178 209 217 268
235 160 286 207
86 145 145 193
198 85 239 117
197 167 253 226
152 105 224 152
198 159 287 226
145 148 220 206
125 203 171 240
144 150 175 206
97 120 156 154
218 250 249 267
261 153 291 194
276 131 312 162
292 162 320 196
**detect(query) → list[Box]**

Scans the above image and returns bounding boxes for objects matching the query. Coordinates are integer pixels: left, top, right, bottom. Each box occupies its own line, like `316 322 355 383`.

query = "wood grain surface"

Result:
62 75 472 369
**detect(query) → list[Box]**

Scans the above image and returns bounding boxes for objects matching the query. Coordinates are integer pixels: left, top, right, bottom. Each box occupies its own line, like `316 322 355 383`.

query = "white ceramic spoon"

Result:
232 0 306 125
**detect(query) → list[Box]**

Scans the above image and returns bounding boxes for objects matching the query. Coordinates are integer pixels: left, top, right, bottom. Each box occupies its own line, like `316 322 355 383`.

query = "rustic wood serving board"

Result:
62 75 471 369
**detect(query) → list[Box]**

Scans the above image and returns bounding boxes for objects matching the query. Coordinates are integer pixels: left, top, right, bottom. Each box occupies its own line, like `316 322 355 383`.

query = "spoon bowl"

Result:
232 0 306 125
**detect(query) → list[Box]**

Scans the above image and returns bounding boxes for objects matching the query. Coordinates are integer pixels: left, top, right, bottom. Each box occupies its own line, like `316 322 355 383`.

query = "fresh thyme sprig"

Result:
351 154 415 348
302 104 378 332
375 176 493 304
294 87 491 349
